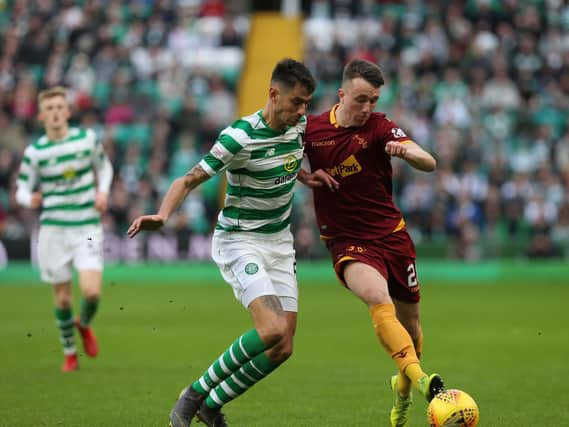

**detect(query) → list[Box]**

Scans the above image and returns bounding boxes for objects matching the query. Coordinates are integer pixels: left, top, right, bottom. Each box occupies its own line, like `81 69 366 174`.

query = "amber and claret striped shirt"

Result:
304 105 413 241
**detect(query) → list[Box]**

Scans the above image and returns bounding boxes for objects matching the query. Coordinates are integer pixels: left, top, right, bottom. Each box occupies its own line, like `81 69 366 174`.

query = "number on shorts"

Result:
407 263 418 287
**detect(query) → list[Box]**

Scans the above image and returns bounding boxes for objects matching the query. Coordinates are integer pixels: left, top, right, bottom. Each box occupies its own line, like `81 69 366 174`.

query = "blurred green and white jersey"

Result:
16 127 113 227
199 110 305 234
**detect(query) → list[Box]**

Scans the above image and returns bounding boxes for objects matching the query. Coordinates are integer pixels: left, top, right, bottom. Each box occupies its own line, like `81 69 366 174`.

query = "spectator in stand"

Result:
301 0 569 261
2 0 569 262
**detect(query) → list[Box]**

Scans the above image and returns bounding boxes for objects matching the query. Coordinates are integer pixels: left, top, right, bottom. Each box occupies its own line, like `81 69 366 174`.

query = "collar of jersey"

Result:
329 104 340 128
257 110 290 136
45 128 75 144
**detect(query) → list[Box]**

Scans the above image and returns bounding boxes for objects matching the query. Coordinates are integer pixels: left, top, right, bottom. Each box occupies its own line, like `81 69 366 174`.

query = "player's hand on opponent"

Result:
385 141 408 158
95 192 109 213
30 192 43 209
303 169 340 191
127 214 166 238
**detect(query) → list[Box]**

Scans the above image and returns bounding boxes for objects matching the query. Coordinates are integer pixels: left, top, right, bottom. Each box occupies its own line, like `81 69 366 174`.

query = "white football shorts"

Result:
211 228 298 312
37 224 103 284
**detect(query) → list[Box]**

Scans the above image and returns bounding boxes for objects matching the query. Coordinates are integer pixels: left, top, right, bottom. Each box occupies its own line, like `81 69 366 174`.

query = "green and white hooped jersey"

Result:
199 110 305 234
17 127 111 226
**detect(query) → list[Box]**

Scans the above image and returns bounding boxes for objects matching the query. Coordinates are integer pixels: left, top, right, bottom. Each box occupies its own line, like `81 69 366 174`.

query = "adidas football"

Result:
427 389 479 427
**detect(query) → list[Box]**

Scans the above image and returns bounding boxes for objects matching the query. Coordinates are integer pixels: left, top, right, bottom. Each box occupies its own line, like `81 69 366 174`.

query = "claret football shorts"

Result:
325 230 421 303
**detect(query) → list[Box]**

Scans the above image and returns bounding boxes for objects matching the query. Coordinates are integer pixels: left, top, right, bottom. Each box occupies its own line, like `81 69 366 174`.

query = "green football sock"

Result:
55 307 76 355
79 298 99 327
205 352 280 409
191 329 267 395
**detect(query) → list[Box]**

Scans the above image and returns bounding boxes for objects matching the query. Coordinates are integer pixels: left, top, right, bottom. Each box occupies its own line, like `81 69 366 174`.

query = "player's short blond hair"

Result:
37 86 68 104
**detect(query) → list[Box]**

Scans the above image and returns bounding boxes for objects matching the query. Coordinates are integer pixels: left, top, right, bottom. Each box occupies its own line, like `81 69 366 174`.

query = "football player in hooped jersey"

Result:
300 59 444 427
128 59 332 427
16 86 113 373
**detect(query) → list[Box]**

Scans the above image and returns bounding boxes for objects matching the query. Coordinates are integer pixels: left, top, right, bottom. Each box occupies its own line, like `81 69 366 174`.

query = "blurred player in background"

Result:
15 86 113 372
128 58 332 427
301 59 444 426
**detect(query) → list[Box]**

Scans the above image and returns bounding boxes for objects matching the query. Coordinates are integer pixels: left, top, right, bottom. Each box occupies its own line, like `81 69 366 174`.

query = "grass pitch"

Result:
1 265 568 426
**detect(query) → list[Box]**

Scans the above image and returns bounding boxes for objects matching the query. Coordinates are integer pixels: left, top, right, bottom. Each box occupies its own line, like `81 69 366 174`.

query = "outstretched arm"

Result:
127 164 210 237
385 141 436 172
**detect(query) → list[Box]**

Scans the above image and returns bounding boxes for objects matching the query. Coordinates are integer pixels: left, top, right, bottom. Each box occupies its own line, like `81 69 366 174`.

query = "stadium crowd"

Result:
1 0 569 262
0 0 248 261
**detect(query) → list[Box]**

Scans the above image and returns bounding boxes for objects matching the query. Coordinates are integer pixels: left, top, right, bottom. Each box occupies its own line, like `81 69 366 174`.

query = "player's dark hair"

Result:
271 58 316 93
343 59 385 88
